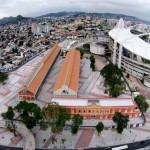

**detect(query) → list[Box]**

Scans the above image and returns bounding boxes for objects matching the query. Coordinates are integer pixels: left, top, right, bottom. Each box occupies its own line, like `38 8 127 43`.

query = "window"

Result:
71 108 74 113
62 90 68 94
83 110 86 113
105 109 109 113
78 110 81 113
88 110 91 113
92 110 95 113
100 109 104 113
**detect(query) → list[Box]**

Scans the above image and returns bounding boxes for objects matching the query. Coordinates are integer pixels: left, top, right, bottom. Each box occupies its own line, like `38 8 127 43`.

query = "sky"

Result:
0 0 150 21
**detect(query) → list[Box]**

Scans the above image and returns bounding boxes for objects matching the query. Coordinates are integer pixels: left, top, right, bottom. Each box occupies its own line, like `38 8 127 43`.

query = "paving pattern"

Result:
0 52 150 149
78 59 132 99
75 129 95 149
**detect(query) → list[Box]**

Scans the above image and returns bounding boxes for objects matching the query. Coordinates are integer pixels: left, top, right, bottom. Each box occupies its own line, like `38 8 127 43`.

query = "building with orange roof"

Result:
53 48 80 97
51 97 141 120
18 45 61 100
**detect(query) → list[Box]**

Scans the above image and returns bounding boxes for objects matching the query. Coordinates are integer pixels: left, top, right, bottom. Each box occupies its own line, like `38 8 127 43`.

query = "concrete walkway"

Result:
0 120 35 150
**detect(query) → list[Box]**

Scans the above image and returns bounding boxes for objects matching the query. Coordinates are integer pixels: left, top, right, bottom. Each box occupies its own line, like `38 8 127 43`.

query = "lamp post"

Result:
133 134 137 142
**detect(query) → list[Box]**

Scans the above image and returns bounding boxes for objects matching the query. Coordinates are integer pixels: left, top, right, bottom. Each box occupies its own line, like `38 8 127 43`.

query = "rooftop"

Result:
19 45 61 96
51 97 136 107
109 18 150 60
53 48 80 92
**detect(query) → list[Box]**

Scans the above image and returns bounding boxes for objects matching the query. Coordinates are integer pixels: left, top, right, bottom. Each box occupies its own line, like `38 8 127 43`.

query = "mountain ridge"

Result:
38 11 149 24
0 15 29 25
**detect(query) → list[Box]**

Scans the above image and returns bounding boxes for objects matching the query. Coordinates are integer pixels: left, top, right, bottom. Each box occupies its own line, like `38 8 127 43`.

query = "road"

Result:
85 139 150 150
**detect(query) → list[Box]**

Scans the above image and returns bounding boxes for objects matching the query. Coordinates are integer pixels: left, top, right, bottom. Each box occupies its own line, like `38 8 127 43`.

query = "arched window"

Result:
62 90 68 94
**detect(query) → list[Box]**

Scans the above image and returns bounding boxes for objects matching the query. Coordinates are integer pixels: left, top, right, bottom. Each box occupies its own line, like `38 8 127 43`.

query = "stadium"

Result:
109 19 150 87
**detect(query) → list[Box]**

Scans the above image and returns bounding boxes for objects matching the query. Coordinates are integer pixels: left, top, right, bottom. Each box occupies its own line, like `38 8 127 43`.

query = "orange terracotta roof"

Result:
19 45 61 97
53 48 80 92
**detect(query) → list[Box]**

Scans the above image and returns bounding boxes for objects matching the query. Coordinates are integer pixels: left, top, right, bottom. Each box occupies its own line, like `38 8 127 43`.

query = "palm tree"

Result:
61 138 66 148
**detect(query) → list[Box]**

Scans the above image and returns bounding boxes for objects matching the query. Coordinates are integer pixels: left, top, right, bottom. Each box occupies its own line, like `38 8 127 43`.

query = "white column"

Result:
112 41 117 64
118 44 123 68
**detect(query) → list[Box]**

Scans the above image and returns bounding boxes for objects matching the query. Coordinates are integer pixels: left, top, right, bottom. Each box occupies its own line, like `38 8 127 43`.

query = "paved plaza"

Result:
0 52 150 149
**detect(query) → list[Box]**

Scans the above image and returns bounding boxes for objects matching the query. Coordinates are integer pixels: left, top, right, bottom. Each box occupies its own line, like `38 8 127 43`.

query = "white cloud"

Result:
0 0 150 21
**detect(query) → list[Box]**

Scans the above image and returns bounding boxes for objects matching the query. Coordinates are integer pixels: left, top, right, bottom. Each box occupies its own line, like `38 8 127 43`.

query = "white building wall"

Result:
90 43 105 55
53 85 77 96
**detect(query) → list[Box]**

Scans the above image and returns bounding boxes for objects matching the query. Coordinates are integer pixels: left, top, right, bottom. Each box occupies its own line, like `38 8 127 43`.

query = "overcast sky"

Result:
0 0 150 21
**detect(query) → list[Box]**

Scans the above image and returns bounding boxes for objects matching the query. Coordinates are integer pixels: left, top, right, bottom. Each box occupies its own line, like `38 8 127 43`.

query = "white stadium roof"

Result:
109 18 150 60
51 98 135 107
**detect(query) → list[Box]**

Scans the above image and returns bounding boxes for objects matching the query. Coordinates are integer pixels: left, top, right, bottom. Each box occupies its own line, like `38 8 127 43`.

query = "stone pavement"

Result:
78 58 132 99
0 120 35 150
75 129 95 149
0 49 150 149
127 75 150 99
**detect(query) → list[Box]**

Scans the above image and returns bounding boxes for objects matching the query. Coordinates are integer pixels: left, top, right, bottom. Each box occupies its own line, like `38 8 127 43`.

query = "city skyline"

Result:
0 0 150 21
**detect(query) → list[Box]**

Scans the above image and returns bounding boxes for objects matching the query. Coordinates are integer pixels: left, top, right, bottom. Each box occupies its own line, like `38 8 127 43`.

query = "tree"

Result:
5 121 17 136
109 83 125 98
83 43 90 50
90 55 96 71
77 26 83 30
113 112 129 134
80 51 84 58
134 95 149 112
101 63 125 97
18 40 24 46
12 48 18 53
71 114 83 134
52 136 57 145
101 63 123 81
14 101 43 129
44 102 70 132
0 72 8 83
1 106 15 120
95 122 104 134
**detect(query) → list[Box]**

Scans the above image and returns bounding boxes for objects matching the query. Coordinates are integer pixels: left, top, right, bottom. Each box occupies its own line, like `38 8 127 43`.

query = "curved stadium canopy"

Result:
109 18 150 60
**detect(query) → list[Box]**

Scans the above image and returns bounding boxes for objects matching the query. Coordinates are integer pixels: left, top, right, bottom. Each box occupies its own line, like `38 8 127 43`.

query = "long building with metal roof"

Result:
18 45 61 100
53 48 80 97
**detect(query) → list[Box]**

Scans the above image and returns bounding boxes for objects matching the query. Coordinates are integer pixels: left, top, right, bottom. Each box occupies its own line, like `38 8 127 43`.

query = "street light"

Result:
133 134 137 142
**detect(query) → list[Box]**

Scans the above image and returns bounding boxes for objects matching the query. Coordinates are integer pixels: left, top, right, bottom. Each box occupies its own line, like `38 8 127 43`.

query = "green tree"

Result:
90 55 96 71
0 72 8 83
134 95 149 112
18 40 24 46
12 48 18 53
95 122 104 134
71 114 83 134
83 43 90 50
1 106 15 120
77 26 83 30
109 83 125 97
44 102 70 132
101 63 125 97
14 101 43 129
113 112 129 134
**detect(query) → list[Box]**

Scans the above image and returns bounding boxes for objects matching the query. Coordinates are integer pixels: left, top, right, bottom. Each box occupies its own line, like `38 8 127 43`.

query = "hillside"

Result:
0 15 29 25
38 11 149 24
